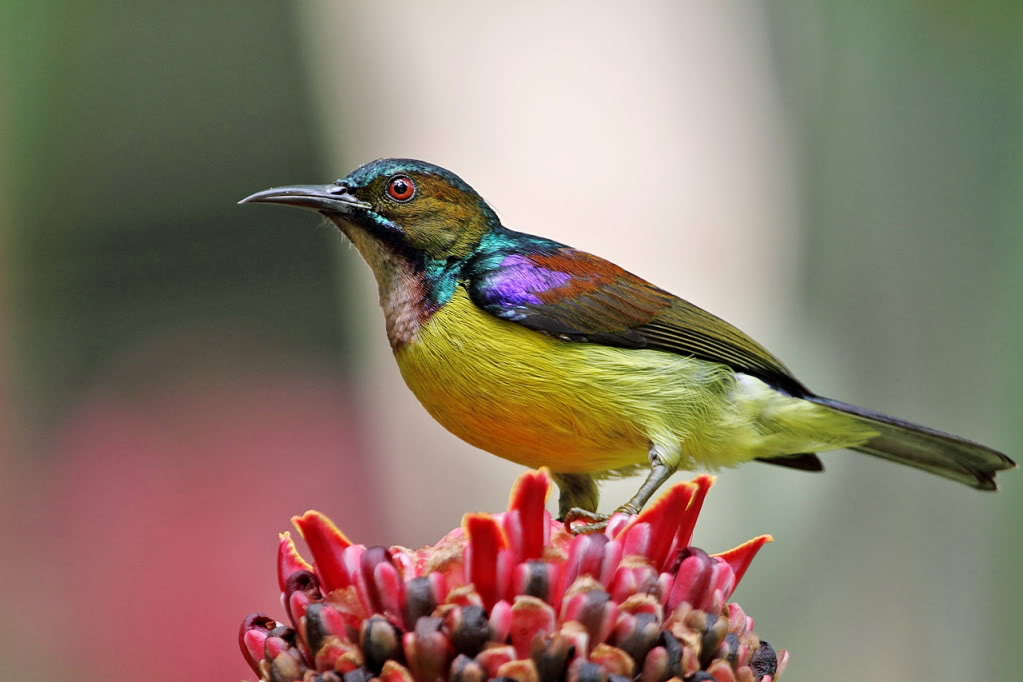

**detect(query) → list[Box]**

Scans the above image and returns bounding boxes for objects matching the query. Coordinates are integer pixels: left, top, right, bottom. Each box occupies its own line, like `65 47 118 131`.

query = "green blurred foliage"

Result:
1 1 347 429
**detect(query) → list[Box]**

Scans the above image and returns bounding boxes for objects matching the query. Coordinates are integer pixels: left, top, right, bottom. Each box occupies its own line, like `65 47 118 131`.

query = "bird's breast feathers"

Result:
394 286 652 472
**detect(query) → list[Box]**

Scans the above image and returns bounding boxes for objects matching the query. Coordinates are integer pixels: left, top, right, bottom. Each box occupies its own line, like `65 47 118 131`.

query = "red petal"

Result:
264 634 290 660
620 521 652 558
598 540 624 586
708 561 735 611
713 535 772 591
403 617 452 682
726 602 750 635
634 481 696 571
288 588 313 628
607 566 639 604
675 475 714 549
506 468 551 561
357 545 394 615
292 510 353 593
277 531 313 592
508 595 556 659
489 599 513 642
605 511 634 538
475 645 516 678
429 571 449 606
560 533 610 594
561 585 618 652
464 513 507 610
373 559 404 620
497 548 516 603
239 613 275 676
666 549 714 611
608 561 658 604
502 511 525 564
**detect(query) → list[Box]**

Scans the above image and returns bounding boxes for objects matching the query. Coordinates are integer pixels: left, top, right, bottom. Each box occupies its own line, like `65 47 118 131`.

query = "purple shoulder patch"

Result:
482 254 572 306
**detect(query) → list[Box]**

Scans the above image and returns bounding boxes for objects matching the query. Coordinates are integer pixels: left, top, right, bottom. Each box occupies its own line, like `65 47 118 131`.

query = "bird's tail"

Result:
806 396 1015 490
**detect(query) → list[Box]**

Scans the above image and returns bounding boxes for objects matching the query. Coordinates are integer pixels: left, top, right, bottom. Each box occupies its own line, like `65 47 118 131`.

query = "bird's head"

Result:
240 159 500 263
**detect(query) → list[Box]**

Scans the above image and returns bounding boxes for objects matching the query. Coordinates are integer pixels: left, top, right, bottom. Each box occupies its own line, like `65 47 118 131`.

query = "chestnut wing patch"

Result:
469 248 807 395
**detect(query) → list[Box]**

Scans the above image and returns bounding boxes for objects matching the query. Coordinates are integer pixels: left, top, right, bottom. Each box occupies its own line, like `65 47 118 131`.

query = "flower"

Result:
240 469 788 682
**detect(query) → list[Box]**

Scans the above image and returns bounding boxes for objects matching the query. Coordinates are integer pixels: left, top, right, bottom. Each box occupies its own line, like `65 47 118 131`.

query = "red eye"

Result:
387 175 416 202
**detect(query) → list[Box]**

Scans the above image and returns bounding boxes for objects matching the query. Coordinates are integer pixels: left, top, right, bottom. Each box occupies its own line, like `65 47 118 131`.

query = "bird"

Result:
241 158 1015 532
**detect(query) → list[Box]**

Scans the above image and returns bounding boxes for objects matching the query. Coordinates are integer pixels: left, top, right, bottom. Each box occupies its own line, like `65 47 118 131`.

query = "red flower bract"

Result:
240 469 788 682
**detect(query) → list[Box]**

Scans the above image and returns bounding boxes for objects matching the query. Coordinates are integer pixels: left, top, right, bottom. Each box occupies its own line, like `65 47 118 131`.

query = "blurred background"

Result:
1 2 1020 680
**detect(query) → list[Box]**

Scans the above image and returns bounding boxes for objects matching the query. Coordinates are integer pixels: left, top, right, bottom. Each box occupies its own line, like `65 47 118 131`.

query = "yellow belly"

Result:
395 290 649 472
394 288 876 474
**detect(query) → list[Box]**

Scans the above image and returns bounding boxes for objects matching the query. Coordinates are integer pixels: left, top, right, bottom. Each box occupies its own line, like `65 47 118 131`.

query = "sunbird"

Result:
242 159 1015 531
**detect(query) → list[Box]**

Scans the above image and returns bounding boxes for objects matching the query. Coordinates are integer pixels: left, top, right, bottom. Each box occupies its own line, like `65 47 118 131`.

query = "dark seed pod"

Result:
360 615 403 673
612 612 660 667
721 633 741 666
750 640 778 680
576 589 612 644
284 570 322 627
449 653 487 682
698 612 728 669
658 630 684 680
521 561 552 602
269 625 297 643
285 569 321 599
450 605 491 657
532 632 575 682
304 603 331 656
404 576 438 629
268 650 304 682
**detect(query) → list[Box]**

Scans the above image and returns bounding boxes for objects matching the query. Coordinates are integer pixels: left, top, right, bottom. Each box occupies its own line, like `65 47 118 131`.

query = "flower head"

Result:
240 469 787 682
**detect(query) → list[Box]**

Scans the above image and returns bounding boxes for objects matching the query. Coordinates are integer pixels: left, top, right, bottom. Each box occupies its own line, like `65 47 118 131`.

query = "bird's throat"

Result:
340 223 448 351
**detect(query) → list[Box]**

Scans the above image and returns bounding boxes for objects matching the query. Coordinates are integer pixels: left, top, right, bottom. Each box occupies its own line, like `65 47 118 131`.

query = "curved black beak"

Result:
238 184 372 214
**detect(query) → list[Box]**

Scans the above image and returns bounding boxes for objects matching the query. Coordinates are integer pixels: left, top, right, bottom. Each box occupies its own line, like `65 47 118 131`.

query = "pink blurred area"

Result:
3 340 378 681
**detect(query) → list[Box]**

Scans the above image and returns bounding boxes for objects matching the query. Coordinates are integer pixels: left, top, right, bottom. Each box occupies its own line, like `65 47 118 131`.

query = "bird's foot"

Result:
563 507 608 534
564 503 639 534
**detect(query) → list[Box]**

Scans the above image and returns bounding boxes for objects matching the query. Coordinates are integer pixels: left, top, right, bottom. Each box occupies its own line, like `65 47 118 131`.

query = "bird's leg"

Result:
553 472 599 521
566 445 678 534
616 457 676 514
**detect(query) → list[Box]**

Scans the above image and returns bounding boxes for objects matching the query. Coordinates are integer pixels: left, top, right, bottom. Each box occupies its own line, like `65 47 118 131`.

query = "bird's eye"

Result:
386 175 416 202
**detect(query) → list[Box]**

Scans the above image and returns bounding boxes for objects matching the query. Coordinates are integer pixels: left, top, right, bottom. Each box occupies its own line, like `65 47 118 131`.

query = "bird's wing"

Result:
468 246 808 395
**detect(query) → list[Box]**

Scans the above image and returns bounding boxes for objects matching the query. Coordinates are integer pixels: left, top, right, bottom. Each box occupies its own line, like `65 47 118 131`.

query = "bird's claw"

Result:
563 507 609 534
563 503 640 534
